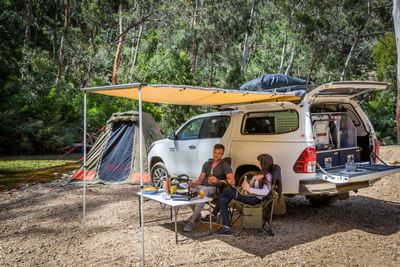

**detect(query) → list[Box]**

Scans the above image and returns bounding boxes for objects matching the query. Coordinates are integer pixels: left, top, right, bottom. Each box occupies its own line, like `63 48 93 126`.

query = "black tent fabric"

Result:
98 121 134 182
240 74 306 91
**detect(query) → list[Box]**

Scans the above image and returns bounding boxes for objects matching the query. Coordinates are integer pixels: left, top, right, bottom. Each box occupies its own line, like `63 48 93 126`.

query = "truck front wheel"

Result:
150 162 169 189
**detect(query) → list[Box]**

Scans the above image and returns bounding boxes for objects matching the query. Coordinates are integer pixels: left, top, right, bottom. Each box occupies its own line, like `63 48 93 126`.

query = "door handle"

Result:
188 145 196 150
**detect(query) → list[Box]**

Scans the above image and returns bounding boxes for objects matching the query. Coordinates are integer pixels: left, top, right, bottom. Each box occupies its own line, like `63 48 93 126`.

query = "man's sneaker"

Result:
183 221 195 232
214 226 232 236
200 214 218 224
184 213 201 223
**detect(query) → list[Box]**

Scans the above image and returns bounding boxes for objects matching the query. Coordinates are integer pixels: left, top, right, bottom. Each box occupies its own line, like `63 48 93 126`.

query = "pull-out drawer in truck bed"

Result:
317 147 361 168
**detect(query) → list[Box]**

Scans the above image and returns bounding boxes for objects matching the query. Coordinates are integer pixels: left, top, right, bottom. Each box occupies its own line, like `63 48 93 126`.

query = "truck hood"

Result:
149 138 169 151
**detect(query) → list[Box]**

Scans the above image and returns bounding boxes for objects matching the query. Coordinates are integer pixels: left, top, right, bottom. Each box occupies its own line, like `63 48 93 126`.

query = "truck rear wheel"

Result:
306 195 338 206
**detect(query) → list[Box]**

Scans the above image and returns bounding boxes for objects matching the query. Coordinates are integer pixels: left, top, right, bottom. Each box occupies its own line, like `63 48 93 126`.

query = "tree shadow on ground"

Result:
1 185 399 260
156 195 400 257
0 185 137 229
0 224 113 240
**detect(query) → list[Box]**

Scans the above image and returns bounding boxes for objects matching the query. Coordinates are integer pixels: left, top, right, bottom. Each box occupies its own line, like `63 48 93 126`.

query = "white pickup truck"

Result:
148 81 400 205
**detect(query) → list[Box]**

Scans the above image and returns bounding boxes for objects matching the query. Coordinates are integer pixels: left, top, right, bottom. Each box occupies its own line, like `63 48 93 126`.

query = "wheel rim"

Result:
152 167 168 188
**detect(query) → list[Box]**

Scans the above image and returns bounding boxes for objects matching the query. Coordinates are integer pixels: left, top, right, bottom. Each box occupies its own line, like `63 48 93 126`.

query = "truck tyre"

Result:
306 195 339 206
150 162 169 189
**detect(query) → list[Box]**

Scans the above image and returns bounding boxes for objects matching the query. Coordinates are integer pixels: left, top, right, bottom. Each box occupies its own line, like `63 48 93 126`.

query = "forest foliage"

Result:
0 0 398 154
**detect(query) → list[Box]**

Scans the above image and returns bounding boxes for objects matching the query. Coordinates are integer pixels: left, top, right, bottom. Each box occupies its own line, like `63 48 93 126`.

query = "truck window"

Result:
176 118 205 140
202 116 231 138
242 110 299 134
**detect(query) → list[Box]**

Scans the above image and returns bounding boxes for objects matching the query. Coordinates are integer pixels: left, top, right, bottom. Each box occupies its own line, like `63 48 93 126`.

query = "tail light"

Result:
373 137 380 163
293 146 317 173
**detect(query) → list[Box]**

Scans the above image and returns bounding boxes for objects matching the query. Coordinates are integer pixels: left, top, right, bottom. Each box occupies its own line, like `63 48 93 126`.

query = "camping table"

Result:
137 192 213 244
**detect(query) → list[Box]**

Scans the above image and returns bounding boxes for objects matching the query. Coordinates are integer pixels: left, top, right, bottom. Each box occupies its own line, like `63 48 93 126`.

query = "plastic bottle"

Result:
168 178 172 194
162 178 169 194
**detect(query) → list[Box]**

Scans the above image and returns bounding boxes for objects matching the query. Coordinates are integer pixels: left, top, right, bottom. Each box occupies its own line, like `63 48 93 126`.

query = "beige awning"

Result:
81 83 301 106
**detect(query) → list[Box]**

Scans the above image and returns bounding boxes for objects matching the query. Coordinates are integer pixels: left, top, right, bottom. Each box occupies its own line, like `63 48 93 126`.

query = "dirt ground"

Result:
0 146 399 266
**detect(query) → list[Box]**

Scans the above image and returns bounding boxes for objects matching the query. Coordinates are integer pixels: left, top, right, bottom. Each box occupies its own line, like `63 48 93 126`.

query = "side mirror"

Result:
168 132 176 140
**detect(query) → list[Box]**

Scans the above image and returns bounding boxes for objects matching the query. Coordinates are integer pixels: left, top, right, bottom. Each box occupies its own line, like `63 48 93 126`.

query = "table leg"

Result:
138 195 141 227
209 202 212 233
170 206 172 221
174 207 178 244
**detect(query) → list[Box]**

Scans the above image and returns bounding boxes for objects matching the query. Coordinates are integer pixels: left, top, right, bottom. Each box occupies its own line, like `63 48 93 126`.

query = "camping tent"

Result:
72 111 163 184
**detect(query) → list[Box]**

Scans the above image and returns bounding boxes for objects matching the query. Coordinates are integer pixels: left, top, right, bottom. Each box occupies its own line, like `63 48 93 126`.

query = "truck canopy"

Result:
306 81 389 101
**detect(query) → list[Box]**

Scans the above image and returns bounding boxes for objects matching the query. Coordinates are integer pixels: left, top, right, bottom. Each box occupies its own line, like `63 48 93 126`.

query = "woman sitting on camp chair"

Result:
201 154 274 235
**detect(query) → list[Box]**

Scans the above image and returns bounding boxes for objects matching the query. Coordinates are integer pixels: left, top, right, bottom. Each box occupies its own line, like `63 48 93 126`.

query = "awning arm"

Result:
81 82 143 92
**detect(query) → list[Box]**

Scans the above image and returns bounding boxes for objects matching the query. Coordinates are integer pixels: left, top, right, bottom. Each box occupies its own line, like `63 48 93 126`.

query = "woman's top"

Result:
248 173 272 199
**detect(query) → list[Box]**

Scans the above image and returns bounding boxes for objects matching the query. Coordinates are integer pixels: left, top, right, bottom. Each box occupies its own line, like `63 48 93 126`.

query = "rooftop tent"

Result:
72 111 163 184
240 74 307 94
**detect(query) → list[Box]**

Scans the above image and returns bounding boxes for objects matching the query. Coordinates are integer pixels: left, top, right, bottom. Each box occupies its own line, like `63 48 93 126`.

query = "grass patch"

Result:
0 156 81 191
0 160 76 173
0 154 80 173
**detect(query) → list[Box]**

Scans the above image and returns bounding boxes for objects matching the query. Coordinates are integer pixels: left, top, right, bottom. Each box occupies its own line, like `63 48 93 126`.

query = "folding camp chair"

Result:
229 165 281 236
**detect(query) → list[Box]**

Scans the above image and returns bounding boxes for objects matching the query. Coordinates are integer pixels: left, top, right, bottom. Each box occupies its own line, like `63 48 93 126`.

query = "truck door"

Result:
170 117 206 178
196 115 231 174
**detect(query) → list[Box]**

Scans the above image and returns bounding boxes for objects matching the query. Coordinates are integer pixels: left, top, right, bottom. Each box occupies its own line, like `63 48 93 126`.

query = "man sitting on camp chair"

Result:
201 154 278 235
184 144 235 232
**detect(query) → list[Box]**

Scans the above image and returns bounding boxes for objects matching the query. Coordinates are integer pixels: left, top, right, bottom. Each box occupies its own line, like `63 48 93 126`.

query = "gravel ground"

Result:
0 146 399 266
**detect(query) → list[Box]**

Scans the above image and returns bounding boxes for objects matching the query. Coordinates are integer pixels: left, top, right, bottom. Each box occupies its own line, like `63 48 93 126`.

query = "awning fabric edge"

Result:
80 83 301 106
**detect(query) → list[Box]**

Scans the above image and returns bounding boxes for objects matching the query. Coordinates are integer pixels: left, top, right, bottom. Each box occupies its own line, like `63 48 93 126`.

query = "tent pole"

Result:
138 85 145 267
83 92 87 225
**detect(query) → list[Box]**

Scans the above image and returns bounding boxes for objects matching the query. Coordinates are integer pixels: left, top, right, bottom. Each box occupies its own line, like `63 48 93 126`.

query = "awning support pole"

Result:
138 85 145 267
83 92 87 225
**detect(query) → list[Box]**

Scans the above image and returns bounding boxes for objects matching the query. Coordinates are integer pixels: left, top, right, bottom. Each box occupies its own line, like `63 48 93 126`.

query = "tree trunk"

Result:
25 0 32 44
81 61 92 88
208 50 215 87
340 0 371 81
190 0 203 73
130 22 143 74
285 46 296 75
279 35 288 73
190 40 199 73
56 0 70 83
393 0 400 144
112 2 126 84
306 53 317 85
52 0 58 60
340 31 361 81
240 0 258 77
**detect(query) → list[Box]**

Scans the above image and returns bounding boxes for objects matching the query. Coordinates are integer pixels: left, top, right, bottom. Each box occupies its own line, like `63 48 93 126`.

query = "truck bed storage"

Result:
316 150 339 168
312 112 362 168
339 147 361 165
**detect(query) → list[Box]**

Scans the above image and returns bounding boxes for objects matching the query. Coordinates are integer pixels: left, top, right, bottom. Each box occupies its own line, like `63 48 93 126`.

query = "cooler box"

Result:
242 204 263 229
317 150 340 168
339 148 361 165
